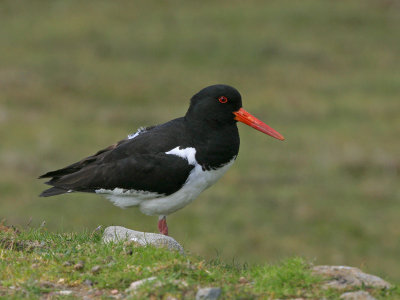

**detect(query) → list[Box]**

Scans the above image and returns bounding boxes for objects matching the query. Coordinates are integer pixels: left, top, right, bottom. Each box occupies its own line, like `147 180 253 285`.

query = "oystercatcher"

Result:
39 84 284 235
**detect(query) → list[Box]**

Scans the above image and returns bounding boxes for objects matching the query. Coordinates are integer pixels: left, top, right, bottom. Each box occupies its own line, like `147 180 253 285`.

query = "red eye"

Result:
218 96 228 103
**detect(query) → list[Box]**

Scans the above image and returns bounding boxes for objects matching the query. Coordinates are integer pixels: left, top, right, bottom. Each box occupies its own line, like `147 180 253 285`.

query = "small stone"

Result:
340 291 376 300
103 226 184 254
58 290 73 296
111 289 119 295
91 265 101 274
57 278 65 284
84 279 94 286
31 263 39 268
125 276 157 292
196 287 222 300
312 265 391 290
74 261 85 271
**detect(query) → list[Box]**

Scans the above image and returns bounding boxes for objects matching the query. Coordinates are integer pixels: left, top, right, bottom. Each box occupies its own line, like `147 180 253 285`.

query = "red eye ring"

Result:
218 96 228 103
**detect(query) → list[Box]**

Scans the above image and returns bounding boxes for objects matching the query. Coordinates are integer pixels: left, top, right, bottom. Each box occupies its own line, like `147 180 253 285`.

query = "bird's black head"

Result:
185 84 242 125
185 84 285 140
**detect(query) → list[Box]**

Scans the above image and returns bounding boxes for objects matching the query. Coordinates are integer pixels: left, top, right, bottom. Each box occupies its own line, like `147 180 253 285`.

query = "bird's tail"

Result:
39 187 70 197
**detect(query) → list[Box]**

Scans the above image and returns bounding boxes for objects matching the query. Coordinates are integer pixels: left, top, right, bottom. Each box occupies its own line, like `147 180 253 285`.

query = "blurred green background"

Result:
1 0 399 281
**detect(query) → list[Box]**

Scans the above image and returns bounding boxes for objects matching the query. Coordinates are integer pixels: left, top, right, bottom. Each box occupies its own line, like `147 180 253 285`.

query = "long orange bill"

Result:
233 108 285 141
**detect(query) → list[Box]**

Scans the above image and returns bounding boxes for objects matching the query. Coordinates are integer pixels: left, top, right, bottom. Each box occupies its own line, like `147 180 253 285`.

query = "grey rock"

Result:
312 265 391 290
125 276 157 292
196 287 222 300
340 291 376 300
103 226 184 254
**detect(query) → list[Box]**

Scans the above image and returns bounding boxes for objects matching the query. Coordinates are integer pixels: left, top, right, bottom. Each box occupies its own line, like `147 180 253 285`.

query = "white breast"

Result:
96 146 235 216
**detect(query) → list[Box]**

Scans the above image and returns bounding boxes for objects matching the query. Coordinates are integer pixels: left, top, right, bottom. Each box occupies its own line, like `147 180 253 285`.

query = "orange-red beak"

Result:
233 108 285 141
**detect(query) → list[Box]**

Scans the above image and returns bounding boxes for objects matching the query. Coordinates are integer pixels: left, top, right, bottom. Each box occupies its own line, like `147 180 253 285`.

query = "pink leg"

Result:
158 216 168 235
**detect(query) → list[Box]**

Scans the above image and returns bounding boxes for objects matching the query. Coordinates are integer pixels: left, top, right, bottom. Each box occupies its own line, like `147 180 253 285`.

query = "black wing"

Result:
39 118 194 197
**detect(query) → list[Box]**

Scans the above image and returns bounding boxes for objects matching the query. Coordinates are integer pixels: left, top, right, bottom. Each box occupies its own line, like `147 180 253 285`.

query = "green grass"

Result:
1 0 400 284
1 226 399 299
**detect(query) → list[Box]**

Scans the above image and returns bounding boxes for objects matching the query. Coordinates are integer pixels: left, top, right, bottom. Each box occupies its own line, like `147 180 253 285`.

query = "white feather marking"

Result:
165 146 197 165
128 127 146 140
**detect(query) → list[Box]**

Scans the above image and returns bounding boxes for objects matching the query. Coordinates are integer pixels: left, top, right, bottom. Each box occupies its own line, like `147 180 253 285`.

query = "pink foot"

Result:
158 216 168 235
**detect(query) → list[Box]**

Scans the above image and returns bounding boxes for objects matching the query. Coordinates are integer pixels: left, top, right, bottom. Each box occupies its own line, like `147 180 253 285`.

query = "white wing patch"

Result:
165 146 197 165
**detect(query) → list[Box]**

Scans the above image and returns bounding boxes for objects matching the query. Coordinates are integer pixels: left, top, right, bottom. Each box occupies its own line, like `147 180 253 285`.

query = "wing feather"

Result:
43 153 193 196
39 118 194 197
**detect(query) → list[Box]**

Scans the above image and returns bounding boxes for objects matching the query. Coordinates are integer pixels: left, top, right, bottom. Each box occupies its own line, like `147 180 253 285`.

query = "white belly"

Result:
139 157 234 215
95 147 235 216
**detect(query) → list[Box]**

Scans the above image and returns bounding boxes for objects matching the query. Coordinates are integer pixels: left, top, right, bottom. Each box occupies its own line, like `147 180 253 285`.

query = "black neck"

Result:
184 116 240 170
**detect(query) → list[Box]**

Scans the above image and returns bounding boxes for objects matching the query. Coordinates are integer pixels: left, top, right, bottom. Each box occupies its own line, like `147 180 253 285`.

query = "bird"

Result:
39 84 284 235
